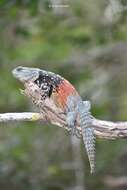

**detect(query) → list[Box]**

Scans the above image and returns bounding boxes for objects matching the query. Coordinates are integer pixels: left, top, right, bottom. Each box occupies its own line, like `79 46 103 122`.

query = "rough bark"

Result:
0 111 127 139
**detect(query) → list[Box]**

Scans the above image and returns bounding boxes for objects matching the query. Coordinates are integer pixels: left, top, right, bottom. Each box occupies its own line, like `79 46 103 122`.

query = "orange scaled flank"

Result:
52 79 79 110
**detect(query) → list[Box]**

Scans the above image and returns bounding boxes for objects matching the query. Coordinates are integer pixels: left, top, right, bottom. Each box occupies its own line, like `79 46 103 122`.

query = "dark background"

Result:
0 0 127 189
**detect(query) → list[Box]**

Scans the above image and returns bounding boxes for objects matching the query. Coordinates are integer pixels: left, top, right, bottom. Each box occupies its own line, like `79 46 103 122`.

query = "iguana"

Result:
12 66 95 173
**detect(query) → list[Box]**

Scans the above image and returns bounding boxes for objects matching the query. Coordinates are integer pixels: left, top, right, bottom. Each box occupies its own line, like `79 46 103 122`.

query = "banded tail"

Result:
79 101 95 173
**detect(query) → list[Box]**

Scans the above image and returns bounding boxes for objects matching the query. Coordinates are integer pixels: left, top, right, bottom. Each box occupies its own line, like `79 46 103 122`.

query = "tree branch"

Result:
104 176 127 187
0 112 127 139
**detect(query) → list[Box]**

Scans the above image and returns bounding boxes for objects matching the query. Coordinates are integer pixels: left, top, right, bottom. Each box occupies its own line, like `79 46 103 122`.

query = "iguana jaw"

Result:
12 66 40 83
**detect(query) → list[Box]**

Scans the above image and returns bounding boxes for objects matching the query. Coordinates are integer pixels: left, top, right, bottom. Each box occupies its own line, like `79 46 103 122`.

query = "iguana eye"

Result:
16 66 23 72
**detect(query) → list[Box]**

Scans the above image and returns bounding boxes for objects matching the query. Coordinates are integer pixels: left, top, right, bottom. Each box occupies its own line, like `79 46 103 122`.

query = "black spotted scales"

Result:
34 71 64 100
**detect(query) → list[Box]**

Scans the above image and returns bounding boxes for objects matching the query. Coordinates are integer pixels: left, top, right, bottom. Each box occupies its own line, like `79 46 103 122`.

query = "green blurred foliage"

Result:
1 0 127 189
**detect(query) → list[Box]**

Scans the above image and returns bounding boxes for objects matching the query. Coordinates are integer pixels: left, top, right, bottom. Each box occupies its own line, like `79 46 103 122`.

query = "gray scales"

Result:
12 66 96 173
66 95 95 173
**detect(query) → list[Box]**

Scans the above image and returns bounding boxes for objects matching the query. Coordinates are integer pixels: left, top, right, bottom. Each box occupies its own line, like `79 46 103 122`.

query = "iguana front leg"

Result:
66 111 78 136
66 96 81 137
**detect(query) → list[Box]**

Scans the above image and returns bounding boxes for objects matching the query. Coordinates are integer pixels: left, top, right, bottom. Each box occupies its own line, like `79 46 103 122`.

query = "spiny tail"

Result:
79 101 95 173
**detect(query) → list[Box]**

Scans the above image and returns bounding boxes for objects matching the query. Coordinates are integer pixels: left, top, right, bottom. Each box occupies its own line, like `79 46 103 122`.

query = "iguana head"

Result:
12 66 43 82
